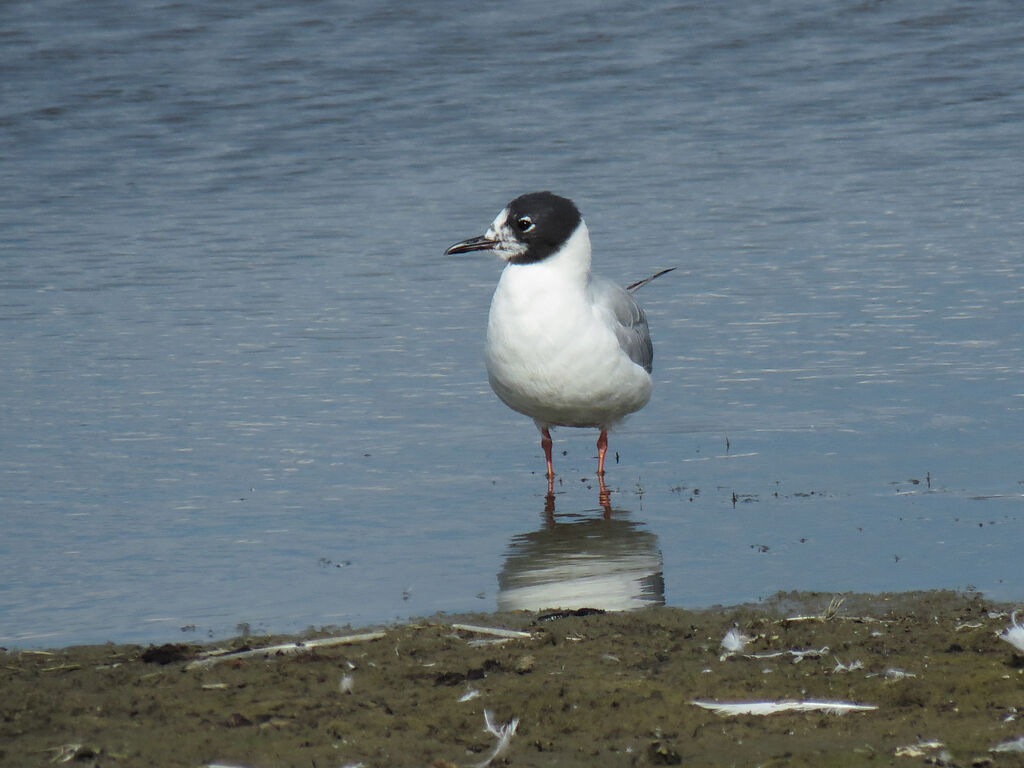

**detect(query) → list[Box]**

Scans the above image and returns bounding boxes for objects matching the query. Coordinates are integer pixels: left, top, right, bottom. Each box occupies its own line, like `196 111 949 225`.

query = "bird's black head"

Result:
445 191 582 264
502 191 581 264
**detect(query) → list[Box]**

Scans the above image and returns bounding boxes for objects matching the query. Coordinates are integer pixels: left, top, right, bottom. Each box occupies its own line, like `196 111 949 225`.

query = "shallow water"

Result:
1 0 1022 646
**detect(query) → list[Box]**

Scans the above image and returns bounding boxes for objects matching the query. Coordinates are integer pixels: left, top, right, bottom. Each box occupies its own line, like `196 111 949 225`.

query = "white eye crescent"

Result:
516 216 535 233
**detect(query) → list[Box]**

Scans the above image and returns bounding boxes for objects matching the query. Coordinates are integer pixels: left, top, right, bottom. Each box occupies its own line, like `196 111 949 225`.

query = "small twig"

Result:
736 646 830 663
185 631 385 669
450 624 532 640
781 596 845 624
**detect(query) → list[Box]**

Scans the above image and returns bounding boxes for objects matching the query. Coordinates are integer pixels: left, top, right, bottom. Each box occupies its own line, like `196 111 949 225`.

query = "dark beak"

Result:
444 234 497 255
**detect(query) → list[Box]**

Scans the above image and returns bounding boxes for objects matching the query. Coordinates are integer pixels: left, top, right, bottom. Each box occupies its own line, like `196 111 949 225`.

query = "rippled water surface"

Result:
2 0 1022 646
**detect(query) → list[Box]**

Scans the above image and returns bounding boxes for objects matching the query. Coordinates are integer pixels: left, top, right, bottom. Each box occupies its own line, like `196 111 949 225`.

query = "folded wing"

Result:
590 277 654 373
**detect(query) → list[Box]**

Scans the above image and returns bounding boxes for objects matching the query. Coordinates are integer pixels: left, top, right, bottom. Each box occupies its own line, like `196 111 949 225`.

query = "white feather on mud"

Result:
991 735 1024 753
472 710 519 768
719 627 750 659
998 612 1024 652
692 699 877 717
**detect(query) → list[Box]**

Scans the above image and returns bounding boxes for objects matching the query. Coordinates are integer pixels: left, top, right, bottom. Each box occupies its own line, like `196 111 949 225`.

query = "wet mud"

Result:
3 591 1024 767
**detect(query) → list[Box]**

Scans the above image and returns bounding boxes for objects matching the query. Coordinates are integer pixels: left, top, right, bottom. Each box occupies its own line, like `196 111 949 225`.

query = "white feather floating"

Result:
691 699 877 717
998 612 1024 652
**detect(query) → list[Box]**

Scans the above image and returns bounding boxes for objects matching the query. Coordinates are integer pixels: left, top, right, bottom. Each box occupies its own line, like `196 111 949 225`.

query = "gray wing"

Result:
591 277 654 373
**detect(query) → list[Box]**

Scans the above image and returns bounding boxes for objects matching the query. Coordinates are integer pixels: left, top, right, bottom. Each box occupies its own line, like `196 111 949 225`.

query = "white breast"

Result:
484 224 652 429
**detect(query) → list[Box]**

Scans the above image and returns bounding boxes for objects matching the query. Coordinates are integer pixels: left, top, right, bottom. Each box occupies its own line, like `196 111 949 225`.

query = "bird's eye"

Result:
516 216 534 233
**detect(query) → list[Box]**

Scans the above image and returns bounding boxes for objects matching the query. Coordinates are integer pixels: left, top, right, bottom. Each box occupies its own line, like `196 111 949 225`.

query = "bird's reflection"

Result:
497 488 665 613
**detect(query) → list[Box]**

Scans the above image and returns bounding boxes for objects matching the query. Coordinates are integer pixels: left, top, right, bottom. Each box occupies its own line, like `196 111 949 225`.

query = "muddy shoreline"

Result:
4 590 1024 767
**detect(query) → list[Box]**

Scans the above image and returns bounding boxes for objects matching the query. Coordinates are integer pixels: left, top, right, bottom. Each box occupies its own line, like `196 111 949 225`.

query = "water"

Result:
1 0 1022 647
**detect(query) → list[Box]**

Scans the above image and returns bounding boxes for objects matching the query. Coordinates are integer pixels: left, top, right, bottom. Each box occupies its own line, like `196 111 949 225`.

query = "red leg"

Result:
596 430 608 476
541 427 554 481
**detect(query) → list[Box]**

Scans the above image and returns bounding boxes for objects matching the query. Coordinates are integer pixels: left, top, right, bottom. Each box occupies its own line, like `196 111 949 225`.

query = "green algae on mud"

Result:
3 591 1024 768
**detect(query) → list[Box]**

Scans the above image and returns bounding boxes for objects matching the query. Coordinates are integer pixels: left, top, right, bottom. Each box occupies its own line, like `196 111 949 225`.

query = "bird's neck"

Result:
503 221 592 292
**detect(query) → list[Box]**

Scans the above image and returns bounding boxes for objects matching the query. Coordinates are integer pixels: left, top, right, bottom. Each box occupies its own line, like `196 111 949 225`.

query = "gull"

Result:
446 191 672 491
